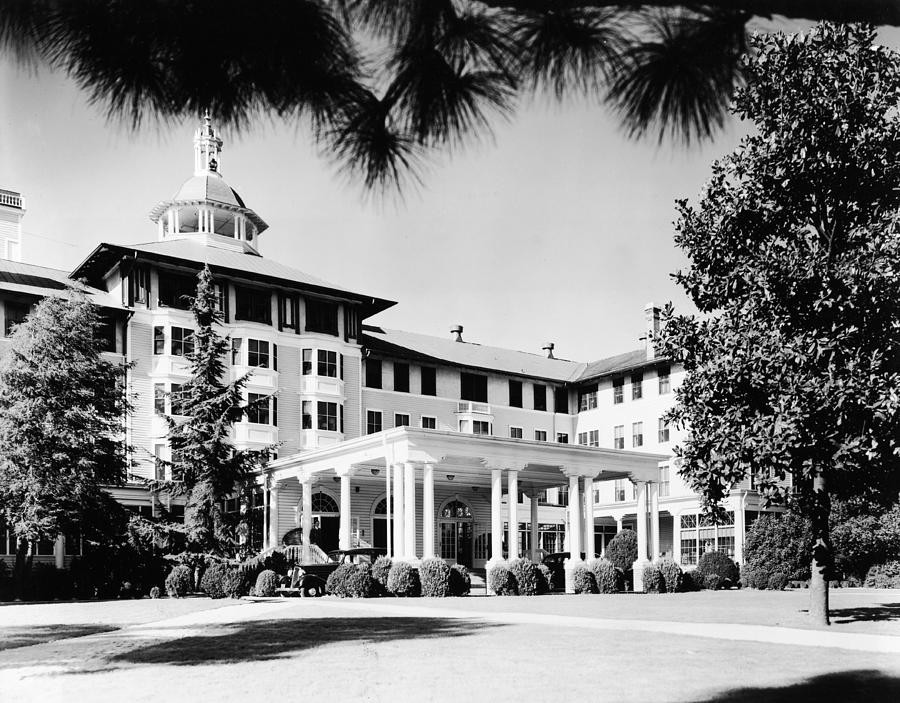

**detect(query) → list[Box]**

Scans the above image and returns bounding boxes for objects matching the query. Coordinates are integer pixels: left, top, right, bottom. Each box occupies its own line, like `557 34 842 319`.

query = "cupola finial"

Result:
194 111 223 177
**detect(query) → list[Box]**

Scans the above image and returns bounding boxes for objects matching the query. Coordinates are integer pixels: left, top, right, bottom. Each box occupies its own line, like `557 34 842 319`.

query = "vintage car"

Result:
276 547 384 598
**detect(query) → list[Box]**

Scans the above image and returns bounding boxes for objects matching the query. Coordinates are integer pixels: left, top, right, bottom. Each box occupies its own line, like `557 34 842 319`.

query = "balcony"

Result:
456 401 491 415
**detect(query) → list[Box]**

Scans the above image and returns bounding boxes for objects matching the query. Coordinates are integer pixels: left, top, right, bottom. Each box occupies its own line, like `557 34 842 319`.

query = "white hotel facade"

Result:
0 120 774 590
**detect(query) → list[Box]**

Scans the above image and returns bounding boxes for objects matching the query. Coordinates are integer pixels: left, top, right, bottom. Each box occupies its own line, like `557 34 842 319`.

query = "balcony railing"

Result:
0 190 22 208
456 401 491 414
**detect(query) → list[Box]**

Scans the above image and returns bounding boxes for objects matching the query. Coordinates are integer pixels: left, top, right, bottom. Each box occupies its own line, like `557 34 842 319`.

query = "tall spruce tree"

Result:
163 265 271 556
0 288 131 594
660 24 900 625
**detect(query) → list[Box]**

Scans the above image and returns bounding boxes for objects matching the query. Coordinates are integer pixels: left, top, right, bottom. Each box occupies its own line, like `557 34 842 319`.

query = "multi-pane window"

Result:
305 298 338 335
461 372 488 402
473 420 491 435
231 338 243 365
421 366 436 396
613 378 624 404
248 339 270 368
679 512 735 565
510 426 523 439
394 413 410 428
557 433 569 444
613 425 624 449
302 400 313 429
170 384 189 416
157 272 196 310
659 465 670 497
394 362 409 392
153 326 165 354
235 286 272 324
631 372 643 400
247 393 270 424
534 430 547 441
614 479 632 502
318 350 337 377
366 359 382 389
279 293 298 330
318 402 338 431
577 432 588 445
533 384 547 411
588 430 599 447
509 380 523 408
171 327 194 357
578 384 598 411
421 416 437 429
632 422 644 448
658 417 670 443
659 366 671 394
154 384 166 414
366 410 382 434
302 349 313 375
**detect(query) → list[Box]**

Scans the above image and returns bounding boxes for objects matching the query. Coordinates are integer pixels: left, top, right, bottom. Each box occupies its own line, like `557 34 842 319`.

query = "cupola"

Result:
149 112 268 253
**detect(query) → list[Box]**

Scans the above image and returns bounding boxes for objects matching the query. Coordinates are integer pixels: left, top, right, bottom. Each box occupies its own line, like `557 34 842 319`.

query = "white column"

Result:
490 469 503 562
423 463 435 558
583 478 595 559
393 463 405 558
650 482 660 560
385 463 392 559
301 479 312 563
732 493 746 564
507 470 519 559
54 535 65 569
616 516 624 534
564 474 583 594
339 471 352 550
269 482 281 551
672 511 682 566
633 480 649 592
404 462 417 559
530 491 539 562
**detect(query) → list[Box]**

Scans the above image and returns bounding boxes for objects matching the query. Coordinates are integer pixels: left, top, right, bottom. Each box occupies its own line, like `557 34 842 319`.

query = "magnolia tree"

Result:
660 24 900 625
0 289 131 595
161 266 272 556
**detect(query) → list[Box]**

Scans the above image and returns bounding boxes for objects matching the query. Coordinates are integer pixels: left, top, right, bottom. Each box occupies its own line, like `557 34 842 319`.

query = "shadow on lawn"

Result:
110 617 498 666
830 602 900 624
0 625 117 652
699 670 900 702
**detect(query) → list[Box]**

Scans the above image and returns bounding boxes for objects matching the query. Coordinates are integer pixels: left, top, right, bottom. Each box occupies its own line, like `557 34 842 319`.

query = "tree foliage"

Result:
0 289 131 579
160 266 271 555
660 23 900 623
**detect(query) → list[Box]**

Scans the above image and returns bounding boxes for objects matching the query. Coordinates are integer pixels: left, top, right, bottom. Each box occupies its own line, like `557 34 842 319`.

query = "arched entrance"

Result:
371 496 394 554
439 498 474 568
311 491 340 553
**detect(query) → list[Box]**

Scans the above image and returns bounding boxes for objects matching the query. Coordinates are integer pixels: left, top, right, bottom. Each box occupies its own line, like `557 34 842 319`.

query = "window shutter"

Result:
277 294 284 332
273 343 278 372
272 396 278 427
222 282 230 323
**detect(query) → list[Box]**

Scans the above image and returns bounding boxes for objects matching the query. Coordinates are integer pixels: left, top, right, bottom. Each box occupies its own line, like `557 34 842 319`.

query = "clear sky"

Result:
2 21 879 363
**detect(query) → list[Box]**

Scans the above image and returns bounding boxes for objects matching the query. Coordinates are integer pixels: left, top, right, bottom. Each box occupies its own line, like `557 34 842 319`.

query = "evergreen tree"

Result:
0 288 131 594
661 24 900 625
162 265 271 556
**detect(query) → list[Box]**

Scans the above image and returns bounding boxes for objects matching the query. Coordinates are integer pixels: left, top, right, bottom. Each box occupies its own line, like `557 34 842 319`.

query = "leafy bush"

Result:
745 512 813 581
509 558 540 596
703 574 723 591
606 530 638 572
697 551 739 588
535 564 551 594
254 569 279 597
588 558 621 594
487 562 516 595
767 572 788 591
657 558 684 593
752 569 770 590
865 560 900 588
681 570 701 592
572 564 596 594
740 567 757 589
641 563 663 593
149 586 161 599
200 563 231 599
372 555 392 595
419 557 451 597
165 565 193 598
387 561 421 597
346 564 375 598
223 568 251 598
449 564 471 596
832 504 900 580
326 563 356 597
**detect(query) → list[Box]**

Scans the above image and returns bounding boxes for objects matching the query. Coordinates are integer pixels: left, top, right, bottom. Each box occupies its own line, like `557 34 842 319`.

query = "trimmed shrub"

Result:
767 572 789 591
449 564 471 596
419 558 451 597
642 562 663 593
572 564 596 594
487 562 516 595
658 558 684 594
740 567 756 589
165 565 193 598
223 567 251 598
372 556 392 596
588 558 621 594
387 560 421 597
606 530 638 572
149 586 161 599
326 563 356 597
745 512 813 581
865 560 900 588
536 564 552 594
703 574 724 591
681 570 701 592
752 569 770 590
254 569 279 597
509 558 540 596
346 564 375 598
200 563 231 599
697 551 739 588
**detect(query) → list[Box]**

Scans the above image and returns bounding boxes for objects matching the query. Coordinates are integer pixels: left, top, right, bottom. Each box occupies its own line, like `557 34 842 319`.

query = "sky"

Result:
0 20 862 363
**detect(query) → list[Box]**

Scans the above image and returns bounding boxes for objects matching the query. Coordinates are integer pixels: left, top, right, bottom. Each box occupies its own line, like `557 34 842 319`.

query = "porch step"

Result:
468 568 488 595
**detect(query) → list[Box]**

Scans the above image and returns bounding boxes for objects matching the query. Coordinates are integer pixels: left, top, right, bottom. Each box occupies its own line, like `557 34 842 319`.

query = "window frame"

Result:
366 409 383 435
234 285 272 325
393 362 410 393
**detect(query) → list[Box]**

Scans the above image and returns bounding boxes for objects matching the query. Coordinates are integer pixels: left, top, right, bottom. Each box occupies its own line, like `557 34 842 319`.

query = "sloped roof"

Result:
0 259 121 308
174 174 245 207
577 348 654 382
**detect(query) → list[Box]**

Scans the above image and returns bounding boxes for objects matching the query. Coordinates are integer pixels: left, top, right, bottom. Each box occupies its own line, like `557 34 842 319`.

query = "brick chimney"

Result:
645 303 661 361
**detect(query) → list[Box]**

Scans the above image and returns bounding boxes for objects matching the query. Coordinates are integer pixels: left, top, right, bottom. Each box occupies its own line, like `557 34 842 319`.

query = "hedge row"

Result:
325 557 471 598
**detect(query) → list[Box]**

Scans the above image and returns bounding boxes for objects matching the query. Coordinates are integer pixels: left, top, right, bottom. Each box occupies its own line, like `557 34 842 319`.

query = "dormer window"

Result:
305 298 338 336
235 286 271 325
158 271 197 310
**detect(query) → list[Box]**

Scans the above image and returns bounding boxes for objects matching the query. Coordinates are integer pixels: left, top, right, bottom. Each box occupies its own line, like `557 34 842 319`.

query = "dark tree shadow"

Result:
0 625 117 651
110 617 498 666
829 603 900 624
697 670 900 702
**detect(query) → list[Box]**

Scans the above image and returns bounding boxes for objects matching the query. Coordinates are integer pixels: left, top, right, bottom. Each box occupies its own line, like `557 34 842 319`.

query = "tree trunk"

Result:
809 472 831 626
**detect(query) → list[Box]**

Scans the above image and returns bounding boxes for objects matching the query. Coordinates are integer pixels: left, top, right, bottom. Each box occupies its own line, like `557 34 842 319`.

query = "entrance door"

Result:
439 499 474 567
